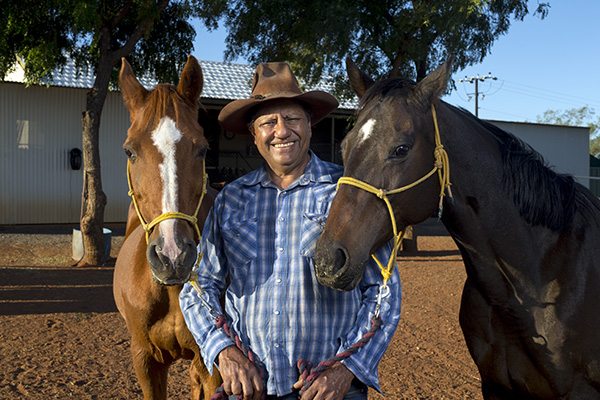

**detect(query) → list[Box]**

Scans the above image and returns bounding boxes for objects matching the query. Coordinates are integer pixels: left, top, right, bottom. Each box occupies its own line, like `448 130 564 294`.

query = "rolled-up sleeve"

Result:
338 242 402 391
179 201 234 374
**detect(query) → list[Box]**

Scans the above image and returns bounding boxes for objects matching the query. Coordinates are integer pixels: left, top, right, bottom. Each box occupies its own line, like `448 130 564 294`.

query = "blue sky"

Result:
191 1 600 123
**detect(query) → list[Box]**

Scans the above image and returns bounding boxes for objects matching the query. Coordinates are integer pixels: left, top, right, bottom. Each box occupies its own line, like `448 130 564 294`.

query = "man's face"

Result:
251 100 312 176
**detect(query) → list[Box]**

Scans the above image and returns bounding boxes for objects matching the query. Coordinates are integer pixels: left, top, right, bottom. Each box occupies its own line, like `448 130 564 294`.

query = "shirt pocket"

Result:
300 212 328 257
221 216 258 268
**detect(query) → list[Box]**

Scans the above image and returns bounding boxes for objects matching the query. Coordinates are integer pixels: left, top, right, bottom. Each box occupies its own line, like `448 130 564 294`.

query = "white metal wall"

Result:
0 83 131 224
489 120 590 188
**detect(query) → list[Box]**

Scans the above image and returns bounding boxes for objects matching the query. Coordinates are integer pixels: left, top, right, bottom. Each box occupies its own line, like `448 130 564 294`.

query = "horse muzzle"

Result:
147 234 197 286
314 236 365 291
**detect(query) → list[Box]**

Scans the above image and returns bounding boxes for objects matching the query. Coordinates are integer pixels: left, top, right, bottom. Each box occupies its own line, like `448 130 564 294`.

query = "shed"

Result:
0 60 353 224
0 61 591 224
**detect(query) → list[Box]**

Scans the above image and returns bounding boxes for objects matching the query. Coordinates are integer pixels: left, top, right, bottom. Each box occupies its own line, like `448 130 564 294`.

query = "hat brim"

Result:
218 91 339 135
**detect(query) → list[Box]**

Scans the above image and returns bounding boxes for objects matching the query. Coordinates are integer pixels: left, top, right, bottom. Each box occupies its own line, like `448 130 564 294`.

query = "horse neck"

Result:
435 104 562 296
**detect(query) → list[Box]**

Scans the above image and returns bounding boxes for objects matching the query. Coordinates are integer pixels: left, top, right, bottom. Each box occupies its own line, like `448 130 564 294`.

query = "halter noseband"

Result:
126 158 208 245
336 104 452 285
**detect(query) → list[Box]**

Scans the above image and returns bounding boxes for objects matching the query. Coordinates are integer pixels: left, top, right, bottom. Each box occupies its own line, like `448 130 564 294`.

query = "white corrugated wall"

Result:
0 83 131 224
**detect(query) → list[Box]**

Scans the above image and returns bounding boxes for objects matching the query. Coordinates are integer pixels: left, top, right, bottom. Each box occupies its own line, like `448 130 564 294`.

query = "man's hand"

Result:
217 346 264 400
292 362 355 400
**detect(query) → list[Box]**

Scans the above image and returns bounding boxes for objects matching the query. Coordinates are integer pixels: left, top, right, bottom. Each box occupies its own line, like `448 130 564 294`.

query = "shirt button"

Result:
278 247 284 253
278 216 285 222
273 310 280 315
274 343 280 348
275 278 282 283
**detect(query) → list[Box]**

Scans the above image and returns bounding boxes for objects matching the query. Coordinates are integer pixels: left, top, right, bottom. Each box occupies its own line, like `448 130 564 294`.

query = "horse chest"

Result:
148 312 192 352
461 279 581 398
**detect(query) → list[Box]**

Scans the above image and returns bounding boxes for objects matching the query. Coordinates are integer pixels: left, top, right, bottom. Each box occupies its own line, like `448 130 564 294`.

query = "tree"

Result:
220 0 548 94
1 0 226 266
537 106 600 155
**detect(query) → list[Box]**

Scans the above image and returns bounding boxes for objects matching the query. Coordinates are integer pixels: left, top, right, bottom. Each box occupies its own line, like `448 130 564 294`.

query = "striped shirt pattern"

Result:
180 153 402 396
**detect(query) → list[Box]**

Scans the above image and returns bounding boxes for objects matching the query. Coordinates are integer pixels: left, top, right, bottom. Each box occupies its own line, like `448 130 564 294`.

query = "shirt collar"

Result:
240 151 336 188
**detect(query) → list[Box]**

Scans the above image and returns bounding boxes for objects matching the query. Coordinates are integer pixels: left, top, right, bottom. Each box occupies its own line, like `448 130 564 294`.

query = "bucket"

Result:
72 227 112 262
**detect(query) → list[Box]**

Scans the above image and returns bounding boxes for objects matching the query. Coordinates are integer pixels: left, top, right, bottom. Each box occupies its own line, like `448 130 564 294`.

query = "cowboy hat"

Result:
218 62 339 135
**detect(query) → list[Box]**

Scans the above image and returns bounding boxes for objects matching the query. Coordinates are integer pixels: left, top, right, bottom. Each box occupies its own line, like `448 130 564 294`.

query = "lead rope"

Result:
298 104 452 394
297 285 388 396
188 278 268 400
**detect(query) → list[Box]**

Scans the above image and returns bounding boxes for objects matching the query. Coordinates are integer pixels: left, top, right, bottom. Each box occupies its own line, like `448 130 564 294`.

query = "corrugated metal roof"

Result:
4 58 357 109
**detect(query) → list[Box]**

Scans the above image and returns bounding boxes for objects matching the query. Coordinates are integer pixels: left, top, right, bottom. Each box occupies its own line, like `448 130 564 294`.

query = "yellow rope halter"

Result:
126 158 208 245
336 104 452 284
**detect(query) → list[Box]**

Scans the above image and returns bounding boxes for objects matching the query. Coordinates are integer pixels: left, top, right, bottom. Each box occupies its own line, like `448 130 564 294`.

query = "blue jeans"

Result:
229 381 368 400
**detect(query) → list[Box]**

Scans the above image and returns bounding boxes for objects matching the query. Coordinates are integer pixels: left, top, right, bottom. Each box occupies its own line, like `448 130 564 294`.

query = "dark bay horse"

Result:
314 58 600 399
114 56 221 399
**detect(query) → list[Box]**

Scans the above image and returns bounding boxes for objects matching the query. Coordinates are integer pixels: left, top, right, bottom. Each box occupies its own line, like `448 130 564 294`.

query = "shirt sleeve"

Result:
179 200 234 374
338 241 402 392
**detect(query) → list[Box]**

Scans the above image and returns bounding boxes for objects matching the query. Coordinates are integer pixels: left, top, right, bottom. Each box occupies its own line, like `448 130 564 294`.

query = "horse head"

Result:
314 57 453 290
119 56 207 285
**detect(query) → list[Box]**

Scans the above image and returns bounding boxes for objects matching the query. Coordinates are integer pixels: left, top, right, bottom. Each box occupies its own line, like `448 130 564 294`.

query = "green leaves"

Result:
218 0 549 97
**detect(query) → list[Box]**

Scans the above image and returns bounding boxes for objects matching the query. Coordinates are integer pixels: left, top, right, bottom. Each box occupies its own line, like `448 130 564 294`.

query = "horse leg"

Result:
189 353 222 400
131 340 169 400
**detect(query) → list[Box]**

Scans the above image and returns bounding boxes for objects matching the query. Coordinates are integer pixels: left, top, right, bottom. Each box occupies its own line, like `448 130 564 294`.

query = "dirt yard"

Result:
0 225 482 399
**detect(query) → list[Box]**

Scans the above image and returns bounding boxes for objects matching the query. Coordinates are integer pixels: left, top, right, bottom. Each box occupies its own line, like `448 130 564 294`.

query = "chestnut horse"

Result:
314 58 600 399
114 56 221 399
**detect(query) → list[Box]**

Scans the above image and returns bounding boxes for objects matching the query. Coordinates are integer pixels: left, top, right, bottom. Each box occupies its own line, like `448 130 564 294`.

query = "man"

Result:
180 62 401 400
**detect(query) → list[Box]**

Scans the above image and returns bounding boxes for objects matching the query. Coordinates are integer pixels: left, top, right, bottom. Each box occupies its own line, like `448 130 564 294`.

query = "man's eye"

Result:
260 120 276 127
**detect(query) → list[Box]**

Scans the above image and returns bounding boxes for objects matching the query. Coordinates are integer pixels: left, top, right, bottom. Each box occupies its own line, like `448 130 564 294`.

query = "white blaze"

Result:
151 117 182 259
357 118 377 144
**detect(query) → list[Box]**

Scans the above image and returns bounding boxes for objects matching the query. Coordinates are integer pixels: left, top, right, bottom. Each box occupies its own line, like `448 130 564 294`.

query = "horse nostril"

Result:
333 248 347 272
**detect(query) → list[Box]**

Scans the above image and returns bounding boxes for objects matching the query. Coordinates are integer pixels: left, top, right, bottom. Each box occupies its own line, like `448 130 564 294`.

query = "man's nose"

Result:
273 118 291 138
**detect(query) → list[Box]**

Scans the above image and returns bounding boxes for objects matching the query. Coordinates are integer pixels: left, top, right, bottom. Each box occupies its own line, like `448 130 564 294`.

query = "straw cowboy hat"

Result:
218 62 339 135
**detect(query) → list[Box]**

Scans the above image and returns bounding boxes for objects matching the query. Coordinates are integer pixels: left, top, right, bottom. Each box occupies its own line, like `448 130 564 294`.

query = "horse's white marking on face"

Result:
357 118 377 144
152 117 182 260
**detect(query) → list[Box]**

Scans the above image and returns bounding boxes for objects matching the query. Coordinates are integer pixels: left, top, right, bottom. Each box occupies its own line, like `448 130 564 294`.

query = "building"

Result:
0 60 353 224
0 60 591 224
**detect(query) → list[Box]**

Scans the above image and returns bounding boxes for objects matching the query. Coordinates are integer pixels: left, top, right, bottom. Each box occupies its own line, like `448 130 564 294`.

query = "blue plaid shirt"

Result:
180 153 401 396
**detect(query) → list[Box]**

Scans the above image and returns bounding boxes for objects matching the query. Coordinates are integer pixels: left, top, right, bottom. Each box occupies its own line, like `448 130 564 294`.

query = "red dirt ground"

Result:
0 225 483 399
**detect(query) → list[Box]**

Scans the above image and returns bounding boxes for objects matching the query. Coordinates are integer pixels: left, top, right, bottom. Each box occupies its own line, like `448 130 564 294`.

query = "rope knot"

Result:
376 189 386 199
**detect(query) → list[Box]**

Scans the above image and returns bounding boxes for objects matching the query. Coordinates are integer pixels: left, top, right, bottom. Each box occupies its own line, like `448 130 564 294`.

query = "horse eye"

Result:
390 144 410 159
123 146 137 161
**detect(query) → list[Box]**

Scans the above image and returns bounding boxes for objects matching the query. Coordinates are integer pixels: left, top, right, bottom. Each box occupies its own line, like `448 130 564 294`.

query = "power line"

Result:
459 73 498 117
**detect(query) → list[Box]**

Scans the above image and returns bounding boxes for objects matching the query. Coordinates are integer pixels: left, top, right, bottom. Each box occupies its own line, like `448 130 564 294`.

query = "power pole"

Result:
459 73 497 117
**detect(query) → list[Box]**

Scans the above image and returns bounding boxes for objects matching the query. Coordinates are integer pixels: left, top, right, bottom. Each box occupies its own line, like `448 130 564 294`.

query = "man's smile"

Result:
272 141 296 148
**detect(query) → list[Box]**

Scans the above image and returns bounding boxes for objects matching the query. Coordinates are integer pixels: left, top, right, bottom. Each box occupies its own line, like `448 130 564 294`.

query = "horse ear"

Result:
346 57 374 99
177 55 203 106
413 55 454 107
119 58 148 112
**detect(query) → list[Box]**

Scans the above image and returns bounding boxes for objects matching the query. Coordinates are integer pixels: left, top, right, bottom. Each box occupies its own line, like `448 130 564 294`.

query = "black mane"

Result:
452 105 577 231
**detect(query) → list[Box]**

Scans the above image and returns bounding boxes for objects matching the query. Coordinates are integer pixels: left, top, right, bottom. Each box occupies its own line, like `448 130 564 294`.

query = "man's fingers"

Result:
230 380 243 397
251 373 264 400
240 375 255 400
292 378 304 390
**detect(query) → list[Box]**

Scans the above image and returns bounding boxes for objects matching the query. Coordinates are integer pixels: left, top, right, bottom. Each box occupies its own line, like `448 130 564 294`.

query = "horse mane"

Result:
357 78 415 112
449 105 577 231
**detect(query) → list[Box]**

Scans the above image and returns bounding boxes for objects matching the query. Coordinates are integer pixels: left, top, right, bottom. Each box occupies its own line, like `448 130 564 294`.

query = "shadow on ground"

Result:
0 266 116 315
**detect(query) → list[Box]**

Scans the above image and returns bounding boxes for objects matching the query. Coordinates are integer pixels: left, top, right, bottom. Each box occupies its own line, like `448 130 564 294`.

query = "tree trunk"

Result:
78 107 107 266
76 60 112 267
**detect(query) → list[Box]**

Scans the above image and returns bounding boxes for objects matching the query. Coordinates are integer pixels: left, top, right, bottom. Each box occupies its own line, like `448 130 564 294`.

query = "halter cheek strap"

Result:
336 104 452 287
126 158 208 246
